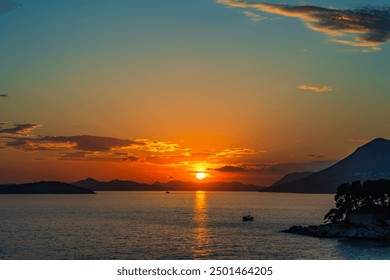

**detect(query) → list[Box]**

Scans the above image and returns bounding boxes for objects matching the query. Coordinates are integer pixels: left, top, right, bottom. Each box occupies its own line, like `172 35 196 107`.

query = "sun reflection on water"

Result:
191 191 212 258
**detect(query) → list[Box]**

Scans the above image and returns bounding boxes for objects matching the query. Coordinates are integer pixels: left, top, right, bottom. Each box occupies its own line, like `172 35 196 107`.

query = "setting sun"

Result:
195 172 206 180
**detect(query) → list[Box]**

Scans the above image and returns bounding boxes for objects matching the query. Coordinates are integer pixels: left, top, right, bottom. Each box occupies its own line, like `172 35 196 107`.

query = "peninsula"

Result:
284 179 390 239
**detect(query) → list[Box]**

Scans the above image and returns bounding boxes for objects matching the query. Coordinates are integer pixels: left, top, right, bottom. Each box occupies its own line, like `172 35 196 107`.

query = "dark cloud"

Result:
122 155 139 161
0 123 40 135
0 94 8 97
43 135 137 151
0 0 21 16
217 1 390 50
5 135 140 152
211 165 249 172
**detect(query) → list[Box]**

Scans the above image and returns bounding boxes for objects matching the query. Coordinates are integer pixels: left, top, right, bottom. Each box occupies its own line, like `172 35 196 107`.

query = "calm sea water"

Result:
0 191 389 260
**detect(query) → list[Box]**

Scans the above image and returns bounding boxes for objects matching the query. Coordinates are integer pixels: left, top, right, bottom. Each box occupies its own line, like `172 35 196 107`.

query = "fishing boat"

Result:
242 213 254 222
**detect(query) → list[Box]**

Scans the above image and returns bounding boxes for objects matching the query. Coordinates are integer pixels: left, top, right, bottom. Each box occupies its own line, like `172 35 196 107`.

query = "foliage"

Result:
324 179 390 224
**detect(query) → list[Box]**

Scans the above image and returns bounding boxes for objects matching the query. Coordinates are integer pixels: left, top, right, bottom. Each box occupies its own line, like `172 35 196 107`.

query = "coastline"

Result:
283 223 390 240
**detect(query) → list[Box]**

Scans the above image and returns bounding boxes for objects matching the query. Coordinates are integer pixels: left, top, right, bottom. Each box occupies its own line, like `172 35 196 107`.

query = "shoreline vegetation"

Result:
284 179 390 240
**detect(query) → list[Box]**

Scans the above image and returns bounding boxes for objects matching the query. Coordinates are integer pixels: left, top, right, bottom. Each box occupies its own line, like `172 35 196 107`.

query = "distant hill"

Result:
152 180 264 191
73 178 264 191
72 177 165 191
271 172 314 187
0 181 95 194
265 138 390 193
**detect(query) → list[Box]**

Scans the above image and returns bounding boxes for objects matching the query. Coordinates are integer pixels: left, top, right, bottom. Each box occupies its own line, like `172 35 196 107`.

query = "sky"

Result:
0 0 389 185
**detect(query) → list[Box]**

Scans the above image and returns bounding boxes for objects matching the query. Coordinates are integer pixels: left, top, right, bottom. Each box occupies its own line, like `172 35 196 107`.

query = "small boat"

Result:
242 213 254 222
165 191 170 194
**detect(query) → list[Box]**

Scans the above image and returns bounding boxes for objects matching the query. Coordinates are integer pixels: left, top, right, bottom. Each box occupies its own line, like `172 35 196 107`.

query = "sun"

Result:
195 172 206 180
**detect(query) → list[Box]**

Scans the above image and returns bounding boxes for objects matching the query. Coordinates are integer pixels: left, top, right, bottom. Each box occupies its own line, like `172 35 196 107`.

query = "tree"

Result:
324 179 390 224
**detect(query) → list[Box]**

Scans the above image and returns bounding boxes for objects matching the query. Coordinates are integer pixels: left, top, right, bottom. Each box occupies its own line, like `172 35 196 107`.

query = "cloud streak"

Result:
0 94 8 97
242 10 263 22
299 85 332 92
215 147 264 158
217 1 390 50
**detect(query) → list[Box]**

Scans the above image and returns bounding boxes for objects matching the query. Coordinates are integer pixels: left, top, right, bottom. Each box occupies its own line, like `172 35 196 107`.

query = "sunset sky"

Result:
1 0 389 185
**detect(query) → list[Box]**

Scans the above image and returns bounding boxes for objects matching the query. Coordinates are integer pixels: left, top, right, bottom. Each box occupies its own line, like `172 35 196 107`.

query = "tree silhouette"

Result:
324 179 390 224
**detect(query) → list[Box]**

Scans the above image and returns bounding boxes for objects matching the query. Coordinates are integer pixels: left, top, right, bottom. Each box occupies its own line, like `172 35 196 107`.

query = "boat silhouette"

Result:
243 213 254 222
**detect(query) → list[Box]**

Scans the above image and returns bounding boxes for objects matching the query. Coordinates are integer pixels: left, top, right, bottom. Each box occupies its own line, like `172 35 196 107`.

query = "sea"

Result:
0 191 389 260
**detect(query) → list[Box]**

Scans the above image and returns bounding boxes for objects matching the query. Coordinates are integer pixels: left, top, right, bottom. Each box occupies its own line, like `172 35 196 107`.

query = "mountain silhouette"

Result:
72 178 169 191
271 172 314 187
152 180 264 191
73 178 263 191
0 181 95 194
265 138 390 193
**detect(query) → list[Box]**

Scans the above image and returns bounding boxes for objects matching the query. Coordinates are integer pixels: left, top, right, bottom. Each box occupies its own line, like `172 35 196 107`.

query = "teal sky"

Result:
0 0 389 184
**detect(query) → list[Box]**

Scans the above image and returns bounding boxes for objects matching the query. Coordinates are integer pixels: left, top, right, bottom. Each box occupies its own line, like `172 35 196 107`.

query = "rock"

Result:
283 223 390 240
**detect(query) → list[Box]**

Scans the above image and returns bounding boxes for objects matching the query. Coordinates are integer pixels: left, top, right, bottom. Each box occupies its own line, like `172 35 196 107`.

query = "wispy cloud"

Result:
242 10 264 22
133 139 189 153
217 1 390 51
215 147 264 158
299 85 333 92
349 138 370 143
0 0 21 16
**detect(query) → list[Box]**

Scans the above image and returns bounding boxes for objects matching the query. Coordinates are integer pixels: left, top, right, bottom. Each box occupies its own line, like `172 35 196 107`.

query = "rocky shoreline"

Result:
283 223 390 239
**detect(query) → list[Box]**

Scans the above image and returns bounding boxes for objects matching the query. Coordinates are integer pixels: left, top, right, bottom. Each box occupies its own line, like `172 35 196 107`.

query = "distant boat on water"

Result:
165 191 170 194
243 213 254 222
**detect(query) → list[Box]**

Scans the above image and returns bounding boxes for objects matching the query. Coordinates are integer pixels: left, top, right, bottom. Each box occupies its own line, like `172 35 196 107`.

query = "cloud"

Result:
349 138 369 143
215 147 264 158
122 155 139 162
242 10 264 22
133 139 190 153
0 94 8 97
5 135 140 152
306 154 325 159
211 165 250 172
59 151 92 160
0 122 269 168
299 85 332 92
0 123 41 135
0 0 20 16
217 1 390 50
0 122 194 163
